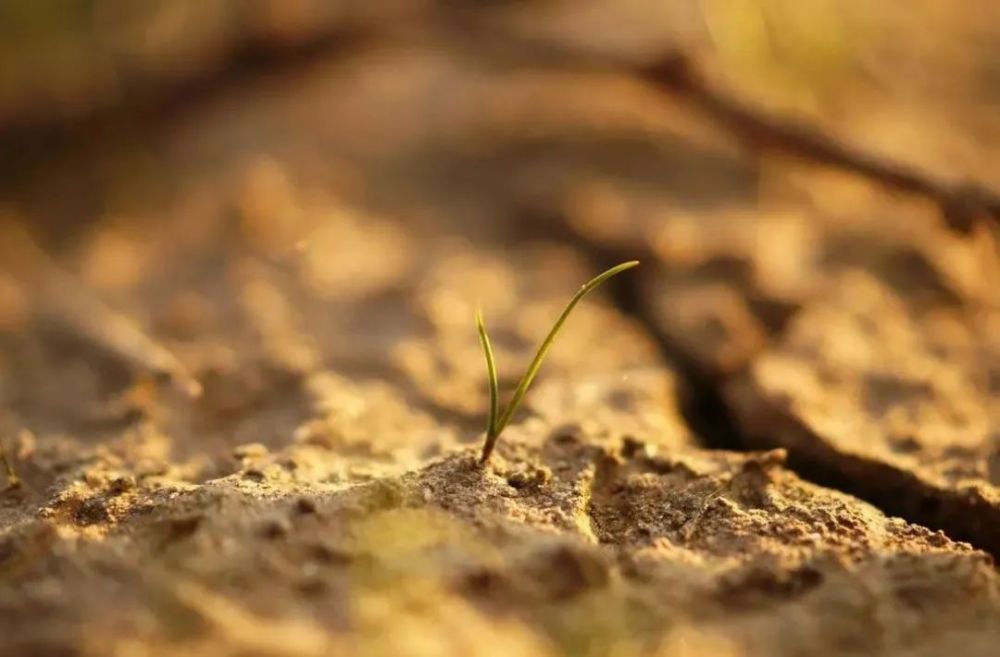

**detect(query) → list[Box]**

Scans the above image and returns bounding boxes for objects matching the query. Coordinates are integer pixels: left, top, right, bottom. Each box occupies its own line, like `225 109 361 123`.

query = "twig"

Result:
436 12 1000 236
639 54 1000 234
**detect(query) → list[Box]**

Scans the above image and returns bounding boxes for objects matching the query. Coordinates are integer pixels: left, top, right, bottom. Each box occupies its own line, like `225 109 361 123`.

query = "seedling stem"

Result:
476 260 639 464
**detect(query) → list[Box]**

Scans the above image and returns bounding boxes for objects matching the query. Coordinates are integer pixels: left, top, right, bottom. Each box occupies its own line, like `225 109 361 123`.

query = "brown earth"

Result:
1 3 999 656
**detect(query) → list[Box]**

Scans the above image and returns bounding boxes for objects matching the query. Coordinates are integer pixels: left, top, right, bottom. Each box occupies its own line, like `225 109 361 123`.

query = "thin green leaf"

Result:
475 308 499 440
492 260 639 437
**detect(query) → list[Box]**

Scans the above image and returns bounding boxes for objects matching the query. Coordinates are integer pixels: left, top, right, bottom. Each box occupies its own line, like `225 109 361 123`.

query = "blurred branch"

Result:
639 54 1000 235
4 3 998 237
440 5 1000 236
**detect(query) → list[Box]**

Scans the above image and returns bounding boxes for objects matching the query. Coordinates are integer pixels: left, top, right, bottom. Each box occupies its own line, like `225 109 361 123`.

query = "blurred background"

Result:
2 1 998 230
0 0 997 459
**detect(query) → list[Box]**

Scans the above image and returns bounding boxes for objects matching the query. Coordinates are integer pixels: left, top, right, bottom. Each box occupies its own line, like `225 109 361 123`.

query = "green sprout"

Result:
475 260 639 464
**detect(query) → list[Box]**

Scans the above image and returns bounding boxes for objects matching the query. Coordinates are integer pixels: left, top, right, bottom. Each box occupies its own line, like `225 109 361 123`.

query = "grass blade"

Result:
475 308 500 455
493 260 639 437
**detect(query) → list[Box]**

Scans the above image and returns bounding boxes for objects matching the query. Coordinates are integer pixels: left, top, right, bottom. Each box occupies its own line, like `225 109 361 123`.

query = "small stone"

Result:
507 465 552 490
507 471 531 489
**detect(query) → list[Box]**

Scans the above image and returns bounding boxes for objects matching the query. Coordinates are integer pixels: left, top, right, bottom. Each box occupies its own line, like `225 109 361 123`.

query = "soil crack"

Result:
567 237 1000 562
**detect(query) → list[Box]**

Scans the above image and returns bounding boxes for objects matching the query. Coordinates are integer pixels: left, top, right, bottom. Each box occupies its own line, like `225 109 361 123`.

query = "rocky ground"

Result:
0 3 998 656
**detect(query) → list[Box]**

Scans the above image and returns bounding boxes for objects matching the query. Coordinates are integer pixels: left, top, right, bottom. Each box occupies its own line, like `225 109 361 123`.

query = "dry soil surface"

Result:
1 4 999 657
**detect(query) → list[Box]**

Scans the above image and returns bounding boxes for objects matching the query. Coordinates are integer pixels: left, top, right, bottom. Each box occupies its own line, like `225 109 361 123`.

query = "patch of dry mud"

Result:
2 430 997 657
728 272 1000 556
